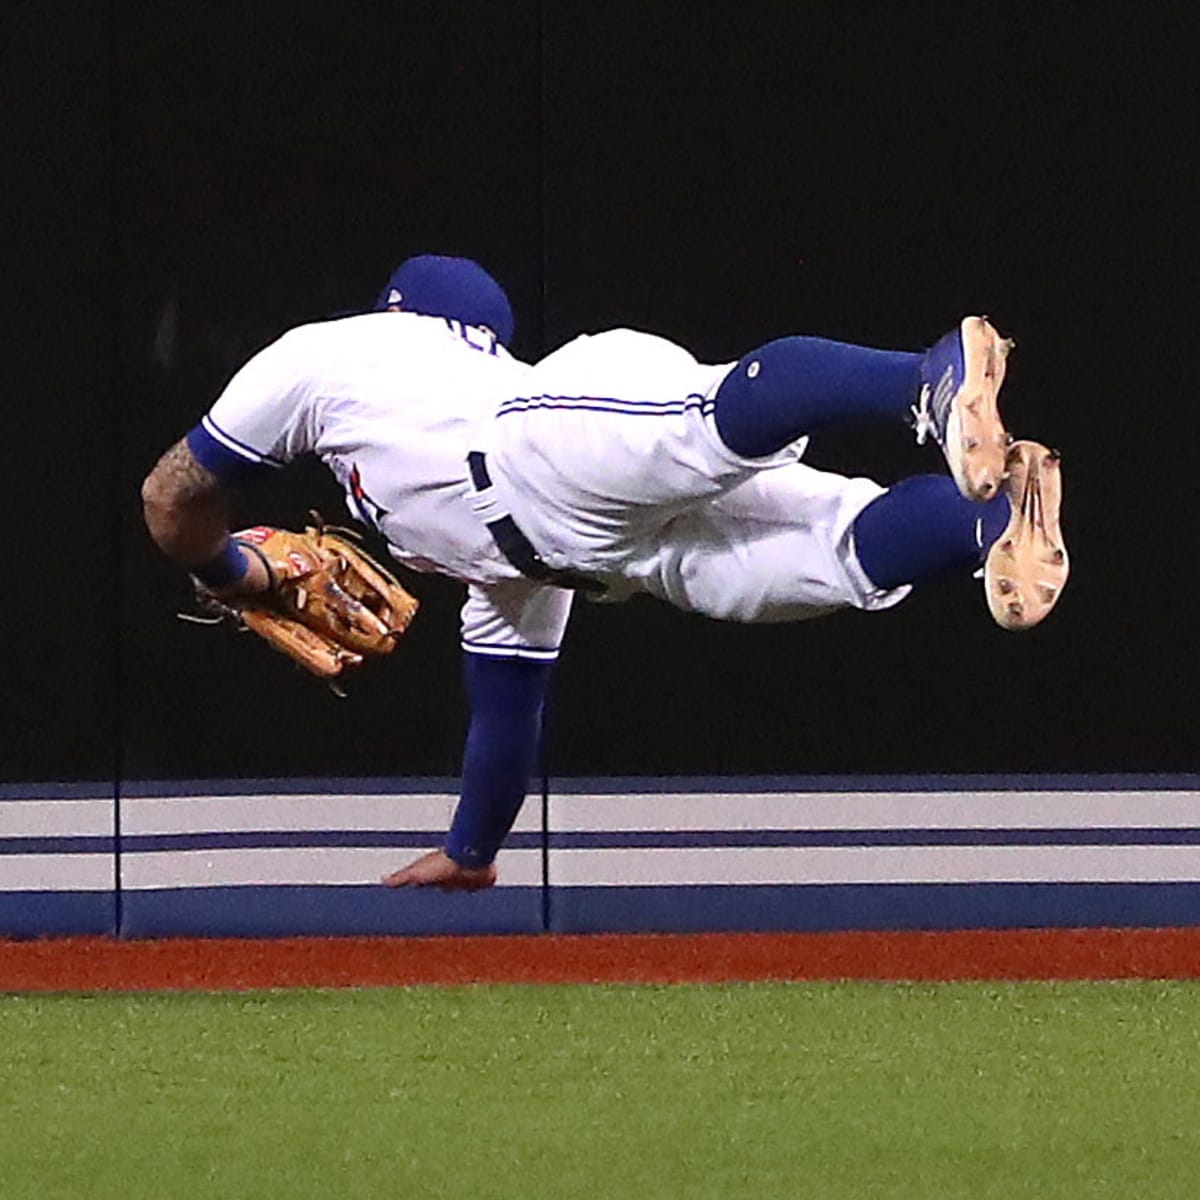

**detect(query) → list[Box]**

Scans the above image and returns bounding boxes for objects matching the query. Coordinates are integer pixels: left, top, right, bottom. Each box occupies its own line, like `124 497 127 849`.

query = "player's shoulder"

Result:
252 315 366 364
245 313 528 402
276 311 424 347
311 311 525 359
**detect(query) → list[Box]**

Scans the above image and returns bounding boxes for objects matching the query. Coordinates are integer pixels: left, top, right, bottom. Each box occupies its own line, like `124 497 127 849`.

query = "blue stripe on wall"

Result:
549 774 1200 794
0 892 117 938
105 829 1200 855
549 883 1200 934
109 773 1200 799
117 831 543 853
119 885 543 938
547 829 1200 849
119 778 463 797
0 784 114 800
0 838 117 855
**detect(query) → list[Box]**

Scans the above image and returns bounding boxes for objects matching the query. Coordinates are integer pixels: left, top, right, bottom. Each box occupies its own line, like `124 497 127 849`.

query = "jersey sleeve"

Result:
443 652 553 868
460 580 575 662
444 582 574 867
185 328 322 483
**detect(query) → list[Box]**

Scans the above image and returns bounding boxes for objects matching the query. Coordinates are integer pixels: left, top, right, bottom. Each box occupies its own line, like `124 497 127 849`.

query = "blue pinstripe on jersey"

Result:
496 393 714 418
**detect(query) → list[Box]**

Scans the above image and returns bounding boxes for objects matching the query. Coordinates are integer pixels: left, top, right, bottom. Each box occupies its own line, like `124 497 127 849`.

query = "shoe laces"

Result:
910 383 936 446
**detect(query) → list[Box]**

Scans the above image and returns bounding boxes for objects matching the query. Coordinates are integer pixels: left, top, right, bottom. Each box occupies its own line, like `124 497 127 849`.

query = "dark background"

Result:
5 1 1194 783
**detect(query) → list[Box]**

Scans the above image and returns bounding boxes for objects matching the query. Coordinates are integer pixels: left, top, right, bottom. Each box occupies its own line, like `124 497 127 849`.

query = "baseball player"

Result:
142 255 1068 893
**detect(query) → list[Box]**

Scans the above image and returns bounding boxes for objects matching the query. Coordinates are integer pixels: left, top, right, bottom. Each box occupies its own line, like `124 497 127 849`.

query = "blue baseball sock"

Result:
713 336 922 458
853 474 1012 590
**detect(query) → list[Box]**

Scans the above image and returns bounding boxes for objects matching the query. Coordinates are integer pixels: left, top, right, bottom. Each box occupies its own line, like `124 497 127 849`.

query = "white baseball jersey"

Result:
198 312 575 660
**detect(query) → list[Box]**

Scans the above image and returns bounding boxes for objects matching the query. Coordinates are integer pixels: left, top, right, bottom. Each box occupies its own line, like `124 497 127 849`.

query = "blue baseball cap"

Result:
374 254 515 347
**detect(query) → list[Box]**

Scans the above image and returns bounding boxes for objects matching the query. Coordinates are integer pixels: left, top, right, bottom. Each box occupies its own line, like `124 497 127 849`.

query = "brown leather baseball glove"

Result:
189 519 419 685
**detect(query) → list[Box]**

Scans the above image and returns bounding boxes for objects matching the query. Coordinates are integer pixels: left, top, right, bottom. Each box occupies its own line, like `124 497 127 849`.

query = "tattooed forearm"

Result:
141 438 234 566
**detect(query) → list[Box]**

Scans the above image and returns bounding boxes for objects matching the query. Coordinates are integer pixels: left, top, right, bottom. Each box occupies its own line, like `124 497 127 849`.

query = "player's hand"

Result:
382 850 497 892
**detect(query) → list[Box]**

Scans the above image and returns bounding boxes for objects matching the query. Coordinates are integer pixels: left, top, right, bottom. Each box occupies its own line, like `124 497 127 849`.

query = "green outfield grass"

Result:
3 981 1200 1198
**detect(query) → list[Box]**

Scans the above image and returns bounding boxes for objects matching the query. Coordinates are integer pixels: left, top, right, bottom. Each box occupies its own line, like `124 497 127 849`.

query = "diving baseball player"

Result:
142 255 1068 892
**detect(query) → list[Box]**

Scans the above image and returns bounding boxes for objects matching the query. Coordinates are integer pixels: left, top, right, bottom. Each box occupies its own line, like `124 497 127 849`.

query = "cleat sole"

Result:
946 316 1011 502
984 439 1069 631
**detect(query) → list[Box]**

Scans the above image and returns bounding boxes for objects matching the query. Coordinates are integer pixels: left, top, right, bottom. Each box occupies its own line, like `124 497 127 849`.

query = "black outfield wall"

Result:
5 1 1193 783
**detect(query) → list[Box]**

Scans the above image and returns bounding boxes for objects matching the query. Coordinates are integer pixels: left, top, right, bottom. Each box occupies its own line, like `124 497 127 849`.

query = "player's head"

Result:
374 255 515 347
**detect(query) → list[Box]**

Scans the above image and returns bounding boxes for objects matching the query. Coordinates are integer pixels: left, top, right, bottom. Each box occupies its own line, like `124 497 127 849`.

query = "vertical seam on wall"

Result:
539 672 553 934
537 0 547 357
540 771 551 933
108 0 124 938
537 0 550 932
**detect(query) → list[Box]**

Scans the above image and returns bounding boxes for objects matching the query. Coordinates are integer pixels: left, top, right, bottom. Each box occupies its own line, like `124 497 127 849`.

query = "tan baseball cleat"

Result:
984 440 1069 631
912 315 1014 502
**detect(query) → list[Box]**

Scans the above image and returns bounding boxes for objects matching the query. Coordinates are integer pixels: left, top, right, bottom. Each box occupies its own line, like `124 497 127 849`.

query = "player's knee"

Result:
712 337 815 458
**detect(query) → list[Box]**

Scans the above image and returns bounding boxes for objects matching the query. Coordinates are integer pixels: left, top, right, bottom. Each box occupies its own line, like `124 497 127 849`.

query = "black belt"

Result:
467 452 605 594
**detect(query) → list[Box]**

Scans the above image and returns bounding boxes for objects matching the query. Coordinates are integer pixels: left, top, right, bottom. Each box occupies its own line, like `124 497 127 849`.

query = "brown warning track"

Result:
2 929 1200 990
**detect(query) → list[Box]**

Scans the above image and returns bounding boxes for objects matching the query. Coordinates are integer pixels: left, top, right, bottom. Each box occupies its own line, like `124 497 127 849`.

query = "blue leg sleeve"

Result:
853 474 1012 590
444 653 554 868
713 336 922 457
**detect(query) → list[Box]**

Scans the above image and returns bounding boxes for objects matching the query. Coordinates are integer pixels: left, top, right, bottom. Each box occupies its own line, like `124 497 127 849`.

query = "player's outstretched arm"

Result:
382 850 497 891
382 651 553 892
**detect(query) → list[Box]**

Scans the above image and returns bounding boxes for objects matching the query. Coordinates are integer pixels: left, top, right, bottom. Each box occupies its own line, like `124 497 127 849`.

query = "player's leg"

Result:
853 441 1068 630
712 316 1012 501
853 475 1009 587
635 438 1067 630
625 465 906 622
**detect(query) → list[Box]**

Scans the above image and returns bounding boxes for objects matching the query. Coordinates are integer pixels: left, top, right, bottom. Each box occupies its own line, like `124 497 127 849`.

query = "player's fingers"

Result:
381 849 444 888
381 853 496 891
